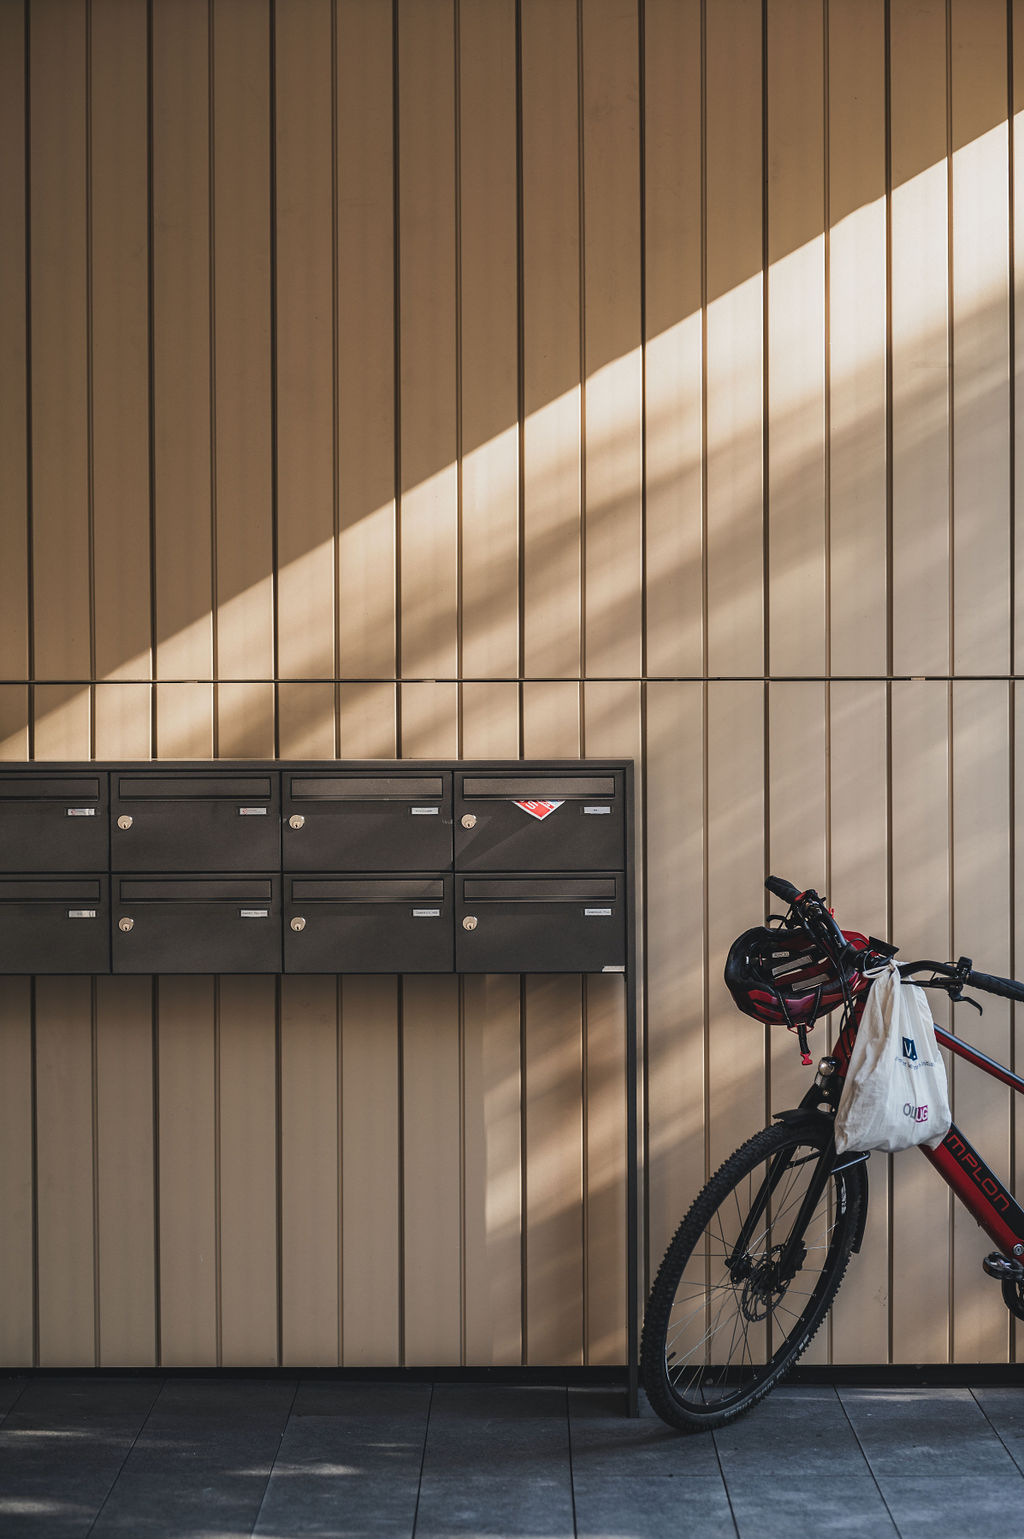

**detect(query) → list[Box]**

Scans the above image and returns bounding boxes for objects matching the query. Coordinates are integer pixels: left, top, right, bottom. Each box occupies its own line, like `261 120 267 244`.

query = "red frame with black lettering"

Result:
832 1009 1024 1255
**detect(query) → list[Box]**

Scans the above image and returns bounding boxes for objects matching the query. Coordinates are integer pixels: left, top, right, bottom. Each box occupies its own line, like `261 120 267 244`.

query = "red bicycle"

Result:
640 875 1024 1432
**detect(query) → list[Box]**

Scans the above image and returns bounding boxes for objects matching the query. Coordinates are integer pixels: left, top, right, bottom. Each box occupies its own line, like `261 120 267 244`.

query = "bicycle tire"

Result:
641 1120 863 1432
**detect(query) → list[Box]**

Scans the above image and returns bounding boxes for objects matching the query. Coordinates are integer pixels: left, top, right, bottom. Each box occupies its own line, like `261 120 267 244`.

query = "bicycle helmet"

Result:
725 923 870 1028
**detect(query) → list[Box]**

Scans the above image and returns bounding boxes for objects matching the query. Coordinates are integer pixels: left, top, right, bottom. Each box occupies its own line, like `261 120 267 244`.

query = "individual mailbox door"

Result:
112 876 281 973
282 773 452 871
0 774 108 873
284 876 453 973
454 773 624 871
111 774 280 872
0 878 110 973
455 874 626 973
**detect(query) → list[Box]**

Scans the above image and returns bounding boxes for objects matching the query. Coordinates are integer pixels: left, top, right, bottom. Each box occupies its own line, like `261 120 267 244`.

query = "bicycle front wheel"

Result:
641 1120 863 1432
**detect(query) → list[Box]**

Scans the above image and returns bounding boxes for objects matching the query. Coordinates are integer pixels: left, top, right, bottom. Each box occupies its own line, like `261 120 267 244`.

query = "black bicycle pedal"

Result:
982 1252 1024 1282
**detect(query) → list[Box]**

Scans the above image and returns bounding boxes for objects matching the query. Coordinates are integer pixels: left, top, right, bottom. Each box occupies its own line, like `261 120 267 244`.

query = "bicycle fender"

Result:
772 1106 870 1254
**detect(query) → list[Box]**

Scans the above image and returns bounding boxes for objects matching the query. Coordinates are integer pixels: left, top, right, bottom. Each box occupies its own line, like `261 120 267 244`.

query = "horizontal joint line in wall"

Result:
8 675 1024 687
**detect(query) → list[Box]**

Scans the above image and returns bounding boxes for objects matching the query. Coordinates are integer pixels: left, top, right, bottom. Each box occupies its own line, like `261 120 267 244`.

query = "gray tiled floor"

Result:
1 1377 1022 1538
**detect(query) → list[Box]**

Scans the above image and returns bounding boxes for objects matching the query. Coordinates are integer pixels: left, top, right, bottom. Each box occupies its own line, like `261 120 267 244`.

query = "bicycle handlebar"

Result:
765 875 801 905
767 876 1024 1006
964 968 1024 1004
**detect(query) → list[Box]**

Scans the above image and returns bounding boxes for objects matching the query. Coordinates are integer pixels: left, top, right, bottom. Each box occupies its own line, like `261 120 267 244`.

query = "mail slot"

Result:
284 875 453 973
112 875 281 973
454 873 626 973
454 773 624 871
0 877 110 973
0 774 108 873
282 773 453 872
111 774 280 873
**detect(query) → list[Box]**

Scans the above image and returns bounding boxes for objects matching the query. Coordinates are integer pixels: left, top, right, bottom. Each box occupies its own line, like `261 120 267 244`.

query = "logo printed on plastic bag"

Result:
902 1036 918 1061
513 799 564 820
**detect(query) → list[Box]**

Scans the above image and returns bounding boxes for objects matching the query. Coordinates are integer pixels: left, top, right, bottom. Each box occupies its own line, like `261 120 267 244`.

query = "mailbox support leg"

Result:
625 967 640 1417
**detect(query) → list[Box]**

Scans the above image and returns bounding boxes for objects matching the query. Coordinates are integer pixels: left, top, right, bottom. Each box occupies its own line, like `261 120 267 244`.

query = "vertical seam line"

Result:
146 0 158 756
25 0 35 761
86 0 97 756
577 0 586 684
208 0 218 758
269 0 281 759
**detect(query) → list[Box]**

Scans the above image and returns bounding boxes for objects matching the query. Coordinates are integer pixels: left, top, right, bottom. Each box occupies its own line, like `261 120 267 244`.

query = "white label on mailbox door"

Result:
410 807 439 815
68 909 97 918
413 908 441 917
514 799 564 820
66 807 96 816
240 909 269 918
583 805 611 814
238 806 268 816
584 908 613 917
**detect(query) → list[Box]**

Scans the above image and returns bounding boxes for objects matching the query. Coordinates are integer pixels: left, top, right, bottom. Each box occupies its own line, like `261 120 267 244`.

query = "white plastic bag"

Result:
834 960 951 1155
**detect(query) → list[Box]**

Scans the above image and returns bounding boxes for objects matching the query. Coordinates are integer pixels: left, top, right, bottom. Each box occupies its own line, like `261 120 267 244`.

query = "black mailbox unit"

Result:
455 874 627 973
0 759 638 1412
282 772 453 872
0 772 108 872
111 773 280 872
284 875 454 973
112 876 283 974
0 877 110 974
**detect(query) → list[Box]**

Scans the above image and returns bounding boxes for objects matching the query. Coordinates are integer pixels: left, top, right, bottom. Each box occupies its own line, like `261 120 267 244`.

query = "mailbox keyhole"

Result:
289 815 305 830
119 917 134 933
117 815 133 831
290 916 306 932
460 813 477 829
462 915 478 931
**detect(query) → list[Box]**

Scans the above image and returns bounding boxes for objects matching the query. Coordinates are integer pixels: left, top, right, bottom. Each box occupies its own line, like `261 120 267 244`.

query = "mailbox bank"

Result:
0 759 638 1405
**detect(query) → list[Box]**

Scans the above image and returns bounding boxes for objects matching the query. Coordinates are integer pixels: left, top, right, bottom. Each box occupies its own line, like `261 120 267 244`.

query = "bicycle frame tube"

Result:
924 1025 1024 1254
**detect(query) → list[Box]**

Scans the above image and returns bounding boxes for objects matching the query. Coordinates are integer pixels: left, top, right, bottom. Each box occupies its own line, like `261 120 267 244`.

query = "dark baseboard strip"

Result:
0 1365 626 1385
1 1362 1021 1386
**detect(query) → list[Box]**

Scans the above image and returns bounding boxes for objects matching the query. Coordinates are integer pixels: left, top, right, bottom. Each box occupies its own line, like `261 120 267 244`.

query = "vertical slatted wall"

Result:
0 0 1022 1368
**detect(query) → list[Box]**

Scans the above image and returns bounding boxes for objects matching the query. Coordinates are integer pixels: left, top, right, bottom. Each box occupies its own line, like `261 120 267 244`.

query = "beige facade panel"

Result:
3 0 1024 1372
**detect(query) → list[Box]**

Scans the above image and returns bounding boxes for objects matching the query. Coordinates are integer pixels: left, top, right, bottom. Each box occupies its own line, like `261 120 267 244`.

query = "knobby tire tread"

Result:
641 1121 862 1432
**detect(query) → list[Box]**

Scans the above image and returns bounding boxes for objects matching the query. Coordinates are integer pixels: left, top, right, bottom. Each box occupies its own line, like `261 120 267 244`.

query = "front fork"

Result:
727 1067 863 1286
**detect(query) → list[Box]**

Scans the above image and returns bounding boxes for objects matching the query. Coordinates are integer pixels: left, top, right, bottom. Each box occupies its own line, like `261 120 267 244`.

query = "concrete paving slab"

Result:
87 1379 294 1538
838 1387 1018 1479
727 1475 898 1539
0 1377 160 1539
971 1386 1024 1475
872 1471 1024 1539
290 1380 432 1420
253 1414 424 1539
569 1388 720 1477
414 1472 574 1538
713 1385 868 1478
572 1473 738 1539
422 1385 570 1477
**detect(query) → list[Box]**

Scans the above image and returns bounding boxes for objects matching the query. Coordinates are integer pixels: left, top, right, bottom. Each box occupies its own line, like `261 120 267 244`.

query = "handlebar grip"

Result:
765 875 801 905
965 969 1024 1006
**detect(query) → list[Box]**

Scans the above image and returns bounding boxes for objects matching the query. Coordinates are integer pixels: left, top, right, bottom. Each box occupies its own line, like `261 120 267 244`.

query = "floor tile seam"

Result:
0 1379 29 1430
563 1386 581 1539
708 1425 741 1539
408 1379 435 1539
81 1375 167 1539
834 1385 907 1537
969 1386 1024 1477
246 1375 303 1539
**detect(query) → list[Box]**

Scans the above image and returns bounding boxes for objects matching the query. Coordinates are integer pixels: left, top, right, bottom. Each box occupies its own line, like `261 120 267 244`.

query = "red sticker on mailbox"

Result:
514 799 564 820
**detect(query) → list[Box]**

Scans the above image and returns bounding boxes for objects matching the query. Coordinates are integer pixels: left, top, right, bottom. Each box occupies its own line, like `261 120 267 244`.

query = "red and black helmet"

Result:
724 923 870 1028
